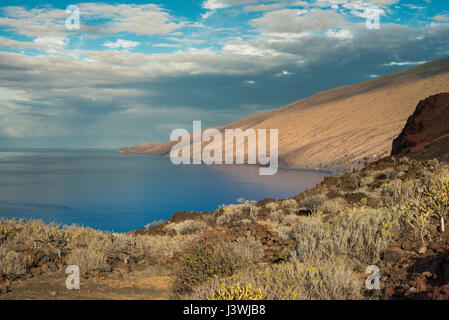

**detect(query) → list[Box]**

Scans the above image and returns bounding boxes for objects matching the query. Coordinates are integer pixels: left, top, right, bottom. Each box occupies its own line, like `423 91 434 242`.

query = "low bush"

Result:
319 197 348 214
271 225 292 240
265 202 279 213
174 233 262 295
268 211 282 222
383 179 419 207
164 220 208 235
65 247 110 275
293 206 399 265
206 282 266 300
189 258 362 300
217 201 259 225
7 220 71 251
281 214 300 226
144 234 200 259
298 194 327 214
402 169 449 244
0 247 27 279
280 199 298 210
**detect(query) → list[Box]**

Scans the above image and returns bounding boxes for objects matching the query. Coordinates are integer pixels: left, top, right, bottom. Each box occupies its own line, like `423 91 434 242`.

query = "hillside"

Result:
120 57 449 173
392 93 449 162
3 94 449 300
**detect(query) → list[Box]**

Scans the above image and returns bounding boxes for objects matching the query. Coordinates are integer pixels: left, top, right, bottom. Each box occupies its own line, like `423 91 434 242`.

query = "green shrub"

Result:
189 258 362 300
293 206 399 265
402 170 449 244
207 283 266 300
422 171 449 231
383 179 419 207
174 233 262 294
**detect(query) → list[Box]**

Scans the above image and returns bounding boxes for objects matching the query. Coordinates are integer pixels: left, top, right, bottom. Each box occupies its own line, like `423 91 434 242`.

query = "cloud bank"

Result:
0 1 448 148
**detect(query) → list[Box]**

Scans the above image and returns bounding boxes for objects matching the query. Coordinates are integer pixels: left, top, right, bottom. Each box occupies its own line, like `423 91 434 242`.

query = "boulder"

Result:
383 247 405 264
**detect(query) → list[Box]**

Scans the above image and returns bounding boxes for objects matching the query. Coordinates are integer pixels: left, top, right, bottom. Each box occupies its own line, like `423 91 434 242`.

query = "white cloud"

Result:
402 4 426 10
383 61 427 66
433 12 449 23
275 70 293 77
201 10 216 20
251 9 346 34
223 43 281 56
244 4 283 12
0 87 28 101
202 0 259 10
326 28 353 39
0 3 185 38
103 39 140 49
153 43 182 48
0 1 447 146
186 47 215 55
34 36 68 52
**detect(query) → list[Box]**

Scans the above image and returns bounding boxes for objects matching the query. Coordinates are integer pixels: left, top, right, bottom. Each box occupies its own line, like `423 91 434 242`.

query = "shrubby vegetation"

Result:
1 157 449 300
189 258 362 300
185 158 449 300
0 219 199 280
173 233 263 294
206 282 267 300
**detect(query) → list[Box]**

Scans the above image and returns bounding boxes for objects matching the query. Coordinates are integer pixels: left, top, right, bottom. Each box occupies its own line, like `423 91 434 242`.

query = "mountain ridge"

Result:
392 92 449 162
120 57 449 173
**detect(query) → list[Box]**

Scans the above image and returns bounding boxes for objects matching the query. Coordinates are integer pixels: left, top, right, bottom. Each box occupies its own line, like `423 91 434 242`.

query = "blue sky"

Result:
0 0 448 148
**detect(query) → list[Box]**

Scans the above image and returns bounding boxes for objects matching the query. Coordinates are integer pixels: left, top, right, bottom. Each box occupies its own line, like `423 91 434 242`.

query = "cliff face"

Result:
391 93 449 162
118 142 172 155
120 57 449 173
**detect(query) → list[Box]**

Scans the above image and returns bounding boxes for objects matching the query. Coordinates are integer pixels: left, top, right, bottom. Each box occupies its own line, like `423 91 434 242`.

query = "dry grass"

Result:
280 199 298 210
265 202 279 212
144 234 200 258
174 234 263 295
0 247 27 279
292 206 399 266
318 197 348 214
217 200 259 225
189 257 362 300
0 218 201 279
164 220 208 235
271 225 292 240
66 247 110 275
383 179 420 207
281 214 301 226
268 211 283 222
360 175 375 187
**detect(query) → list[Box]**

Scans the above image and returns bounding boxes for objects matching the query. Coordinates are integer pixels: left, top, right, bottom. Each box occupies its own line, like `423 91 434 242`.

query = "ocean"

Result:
0 149 329 232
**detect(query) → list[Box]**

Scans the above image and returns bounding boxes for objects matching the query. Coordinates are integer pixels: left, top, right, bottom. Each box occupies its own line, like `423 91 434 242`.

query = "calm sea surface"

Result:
0 149 329 232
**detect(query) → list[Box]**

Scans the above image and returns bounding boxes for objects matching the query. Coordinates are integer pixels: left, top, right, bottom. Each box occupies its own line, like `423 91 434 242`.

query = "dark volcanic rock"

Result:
383 247 405 264
391 93 449 162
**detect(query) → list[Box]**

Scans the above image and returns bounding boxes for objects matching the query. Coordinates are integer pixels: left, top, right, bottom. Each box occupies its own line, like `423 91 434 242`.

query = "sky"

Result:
0 0 448 148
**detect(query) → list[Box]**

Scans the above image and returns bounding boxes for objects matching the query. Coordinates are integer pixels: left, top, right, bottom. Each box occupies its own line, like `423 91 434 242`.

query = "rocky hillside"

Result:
120 57 449 173
392 93 449 162
3 96 449 299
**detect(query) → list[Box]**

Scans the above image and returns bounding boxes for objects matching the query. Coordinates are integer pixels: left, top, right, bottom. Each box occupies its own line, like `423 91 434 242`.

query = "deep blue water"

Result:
0 149 329 232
